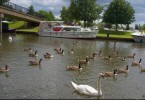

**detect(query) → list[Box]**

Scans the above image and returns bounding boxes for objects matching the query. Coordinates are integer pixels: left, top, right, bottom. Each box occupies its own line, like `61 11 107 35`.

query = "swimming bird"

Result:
139 66 145 72
24 48 32 53
54 47 61 52
44 53 53 58
56 49 64 55
78 57 89 64
71 73 104 97
111 51 119 56
101 69 117 78
29 50 38 57
88 53 96 60
8 36 12 43
116 65 129 74
29 58 43 65
68 49 74 54
127 53 136 59
132 58 142 67
118 57 126 61
0 65 10 72
104 55 111 60
66 63 82 71
94 50 102 56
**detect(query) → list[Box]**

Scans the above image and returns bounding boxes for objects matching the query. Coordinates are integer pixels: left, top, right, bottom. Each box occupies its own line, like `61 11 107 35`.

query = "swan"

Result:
116 65 129 74
132 58 142 67
71 73 104 97
29 58 43 65
8 36 12 42
0 65 10 72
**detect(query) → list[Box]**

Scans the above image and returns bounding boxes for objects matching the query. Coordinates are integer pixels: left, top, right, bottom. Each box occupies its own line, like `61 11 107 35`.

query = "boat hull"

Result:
131 33 145 43
38 31 98 39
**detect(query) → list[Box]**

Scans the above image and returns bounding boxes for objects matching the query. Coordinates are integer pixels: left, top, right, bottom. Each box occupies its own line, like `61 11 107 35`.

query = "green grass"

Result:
98 30 132 38
9 21 26 29
17 27 38 33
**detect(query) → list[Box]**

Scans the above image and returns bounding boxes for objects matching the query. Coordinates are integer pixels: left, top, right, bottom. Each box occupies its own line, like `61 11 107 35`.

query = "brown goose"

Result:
88 53 96 60
66 63 82 71
0 65 10 72
29 50 38 57
78 57 89 64
101 69 117 78
57 50 64 54
29 59 43 65
117 65 129 74
104 55 111 60
132 58 142 67
127 53 136 59
44 53 53 58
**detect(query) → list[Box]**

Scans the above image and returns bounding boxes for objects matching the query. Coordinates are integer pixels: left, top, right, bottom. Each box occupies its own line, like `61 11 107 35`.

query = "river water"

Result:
0 33 145 99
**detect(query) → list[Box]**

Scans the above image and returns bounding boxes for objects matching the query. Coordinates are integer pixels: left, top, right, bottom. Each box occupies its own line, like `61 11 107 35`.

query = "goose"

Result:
139 66 145 72
111 51 119 56
29 50 38 57
71 73 104 97
116 65 129 74
24 48 32 52
132 58 142 67
57 49 64 54
68 49 74 54
118 57 126 61
127 53 136 59
104 55 111 60
78 57 89 64
0 65 10 72
44 53 53 58
88 53 96 60
94 50 102 56
29 58 43 65
54 47 61 52
101 69 117 78
66 63 82 71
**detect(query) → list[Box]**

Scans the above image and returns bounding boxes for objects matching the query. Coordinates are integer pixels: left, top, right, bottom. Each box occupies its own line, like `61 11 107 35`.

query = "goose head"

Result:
39 59 43 64
139 58 142 63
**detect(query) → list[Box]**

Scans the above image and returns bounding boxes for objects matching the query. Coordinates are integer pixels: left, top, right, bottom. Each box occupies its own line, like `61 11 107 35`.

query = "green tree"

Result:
38 10 55 21
69 0 102 27
0 0 9 5
28 5 35 15
126 24 130 30
60 6 69 22
103 0 135 31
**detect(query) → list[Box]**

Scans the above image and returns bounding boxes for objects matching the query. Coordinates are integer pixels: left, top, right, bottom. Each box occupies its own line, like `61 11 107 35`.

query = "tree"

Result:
28 5 35 15
135 24 139 30
0 0 9 5
60 6 70 22
126 24 130 30
103 0 135 31
69 0 102 27
38 10 55 21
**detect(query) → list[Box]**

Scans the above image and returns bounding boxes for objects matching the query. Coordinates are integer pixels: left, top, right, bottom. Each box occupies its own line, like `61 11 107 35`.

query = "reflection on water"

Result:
0 33 145 99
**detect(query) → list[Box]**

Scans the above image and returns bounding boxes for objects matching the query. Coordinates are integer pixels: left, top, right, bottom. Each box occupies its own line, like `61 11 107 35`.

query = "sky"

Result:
10 0 145 27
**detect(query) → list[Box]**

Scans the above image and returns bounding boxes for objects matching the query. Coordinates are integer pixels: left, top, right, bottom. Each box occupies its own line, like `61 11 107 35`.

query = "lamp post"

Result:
0 13 4 45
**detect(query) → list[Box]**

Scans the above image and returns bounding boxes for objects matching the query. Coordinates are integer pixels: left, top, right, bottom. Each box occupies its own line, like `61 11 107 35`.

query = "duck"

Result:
101 69 117 78
29 50 38 57
104 55 111 60
66 63 82 71
57 49 64 55
29 58 43 65
127 53 136 59
88 53 96 60
0 65 10 72
44 53 53 58
132 58 142 67
71 73 105 97
78 57 89 64
116 65 129 74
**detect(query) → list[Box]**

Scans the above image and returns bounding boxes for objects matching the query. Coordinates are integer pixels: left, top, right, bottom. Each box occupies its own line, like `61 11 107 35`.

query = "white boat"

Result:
131 31 145 43
37 21 99 39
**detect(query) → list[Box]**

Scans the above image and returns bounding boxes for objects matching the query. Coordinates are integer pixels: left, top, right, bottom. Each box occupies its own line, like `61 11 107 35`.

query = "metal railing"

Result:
0 1 44 19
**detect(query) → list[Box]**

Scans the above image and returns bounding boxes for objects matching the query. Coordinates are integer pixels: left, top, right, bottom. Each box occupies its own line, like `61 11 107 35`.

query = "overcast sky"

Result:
10 0 145 27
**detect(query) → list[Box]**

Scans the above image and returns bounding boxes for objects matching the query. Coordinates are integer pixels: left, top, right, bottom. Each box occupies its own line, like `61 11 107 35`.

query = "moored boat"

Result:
131 31 145 43
37 21 99 39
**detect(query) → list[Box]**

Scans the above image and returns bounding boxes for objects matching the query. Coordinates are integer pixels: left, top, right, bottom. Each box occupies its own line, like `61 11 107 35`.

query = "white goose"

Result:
71 73 104 97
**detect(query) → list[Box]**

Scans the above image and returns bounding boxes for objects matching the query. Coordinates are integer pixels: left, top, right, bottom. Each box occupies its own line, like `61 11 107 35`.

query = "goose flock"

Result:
0 40 144 98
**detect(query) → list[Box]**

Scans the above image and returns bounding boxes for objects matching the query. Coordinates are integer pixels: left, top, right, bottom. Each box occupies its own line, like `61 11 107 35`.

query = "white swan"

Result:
71 73 104 97
8 36 12 43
